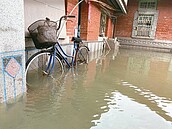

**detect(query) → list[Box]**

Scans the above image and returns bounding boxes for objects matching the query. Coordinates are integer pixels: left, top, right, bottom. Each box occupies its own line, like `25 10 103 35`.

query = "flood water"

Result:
1 47 172 129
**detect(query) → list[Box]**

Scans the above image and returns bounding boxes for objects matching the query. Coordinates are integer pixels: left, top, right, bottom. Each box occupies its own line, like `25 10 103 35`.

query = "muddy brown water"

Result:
0 47 172 129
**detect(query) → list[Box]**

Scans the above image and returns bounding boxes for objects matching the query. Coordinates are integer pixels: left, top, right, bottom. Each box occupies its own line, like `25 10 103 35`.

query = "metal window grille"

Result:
136 14 154 37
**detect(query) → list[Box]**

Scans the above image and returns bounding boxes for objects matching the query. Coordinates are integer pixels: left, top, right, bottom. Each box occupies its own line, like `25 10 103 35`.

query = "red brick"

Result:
66 0 114 41
115 0 172 40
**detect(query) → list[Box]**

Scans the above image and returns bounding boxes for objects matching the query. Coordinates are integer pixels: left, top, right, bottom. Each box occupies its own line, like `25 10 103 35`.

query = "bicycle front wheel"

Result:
76 46 89 65
26 50 64 87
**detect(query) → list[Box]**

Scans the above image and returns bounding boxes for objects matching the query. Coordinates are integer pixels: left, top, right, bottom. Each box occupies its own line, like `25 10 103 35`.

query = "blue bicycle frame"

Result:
45 41 79 74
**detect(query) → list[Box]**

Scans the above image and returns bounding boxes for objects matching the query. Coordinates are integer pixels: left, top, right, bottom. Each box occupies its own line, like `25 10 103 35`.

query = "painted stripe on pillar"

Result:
2 58 7 102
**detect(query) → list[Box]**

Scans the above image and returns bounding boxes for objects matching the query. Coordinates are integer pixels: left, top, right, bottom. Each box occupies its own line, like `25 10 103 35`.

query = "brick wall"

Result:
115 0 138 38
106 17 113 38
115 0 172 41
156 0 172 40
80 2 89 40
87 3 101 41
66 1 114 41
66 0 101 41
66 0 78 40
80 2 101 41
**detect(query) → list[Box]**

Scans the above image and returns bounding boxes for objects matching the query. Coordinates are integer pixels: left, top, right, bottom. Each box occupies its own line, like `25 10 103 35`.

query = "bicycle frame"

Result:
45 41 80 74
57 42 80 66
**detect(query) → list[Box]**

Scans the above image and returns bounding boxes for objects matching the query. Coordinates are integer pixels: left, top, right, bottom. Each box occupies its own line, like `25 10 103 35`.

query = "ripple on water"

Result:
119 79 172 120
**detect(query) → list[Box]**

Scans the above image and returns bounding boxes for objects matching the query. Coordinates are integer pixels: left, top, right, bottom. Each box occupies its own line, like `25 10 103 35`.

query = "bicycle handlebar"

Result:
45 15 75 30
56 15 75 30
66 15 76 18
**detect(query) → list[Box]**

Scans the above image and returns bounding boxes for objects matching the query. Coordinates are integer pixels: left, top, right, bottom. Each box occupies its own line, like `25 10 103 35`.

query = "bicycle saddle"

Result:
71 37 82 43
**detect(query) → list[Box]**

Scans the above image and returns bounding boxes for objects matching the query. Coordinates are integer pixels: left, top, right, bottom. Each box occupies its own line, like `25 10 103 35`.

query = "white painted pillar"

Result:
0 0 26 103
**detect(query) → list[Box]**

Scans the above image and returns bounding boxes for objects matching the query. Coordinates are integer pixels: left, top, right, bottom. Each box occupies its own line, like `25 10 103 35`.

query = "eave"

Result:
88 0 128 17
107 0 128 14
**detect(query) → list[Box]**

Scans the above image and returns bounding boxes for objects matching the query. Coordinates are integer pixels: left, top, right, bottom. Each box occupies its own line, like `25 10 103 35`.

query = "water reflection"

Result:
107 48 172 123
91 91 172 129
120 80 172 119
0 47 172 129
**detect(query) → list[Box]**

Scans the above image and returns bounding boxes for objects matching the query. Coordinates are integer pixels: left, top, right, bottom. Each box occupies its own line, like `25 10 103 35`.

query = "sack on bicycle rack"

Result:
37 22 57 43
28 19 57 49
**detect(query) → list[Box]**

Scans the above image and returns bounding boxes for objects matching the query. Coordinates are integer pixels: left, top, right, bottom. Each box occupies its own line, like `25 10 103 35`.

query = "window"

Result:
132 0 158 39
139 0 157 10
99 12 107 36
136 14 154 37
132 11 159 39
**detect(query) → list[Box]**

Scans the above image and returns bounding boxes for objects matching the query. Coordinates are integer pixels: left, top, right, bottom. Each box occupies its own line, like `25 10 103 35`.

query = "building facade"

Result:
66 0 128 41
115 0 172 49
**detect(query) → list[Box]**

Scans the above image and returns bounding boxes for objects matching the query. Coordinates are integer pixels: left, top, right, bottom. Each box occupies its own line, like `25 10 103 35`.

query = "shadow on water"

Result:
0 47 172 129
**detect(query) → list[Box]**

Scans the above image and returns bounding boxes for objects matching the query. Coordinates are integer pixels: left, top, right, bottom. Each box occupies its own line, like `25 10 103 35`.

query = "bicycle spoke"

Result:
26 51 64 88
76 46 89 65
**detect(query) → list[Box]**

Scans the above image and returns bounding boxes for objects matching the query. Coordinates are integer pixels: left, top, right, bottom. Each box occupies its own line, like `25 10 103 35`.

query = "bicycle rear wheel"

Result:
76 46 89 65
26 50 64 87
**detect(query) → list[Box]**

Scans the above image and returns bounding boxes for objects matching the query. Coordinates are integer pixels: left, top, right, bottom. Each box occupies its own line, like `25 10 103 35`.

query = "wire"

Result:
57 0 84 39
69 0 84 15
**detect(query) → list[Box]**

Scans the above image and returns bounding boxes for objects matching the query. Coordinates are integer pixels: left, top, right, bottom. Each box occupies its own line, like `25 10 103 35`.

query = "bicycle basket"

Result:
28 20 57 49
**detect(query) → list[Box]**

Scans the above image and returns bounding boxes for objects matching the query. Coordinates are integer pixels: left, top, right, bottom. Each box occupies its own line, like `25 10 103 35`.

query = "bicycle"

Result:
26 15 89 87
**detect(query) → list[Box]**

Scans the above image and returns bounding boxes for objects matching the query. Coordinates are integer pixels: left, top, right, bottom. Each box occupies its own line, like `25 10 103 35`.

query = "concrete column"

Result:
0 0 26 103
